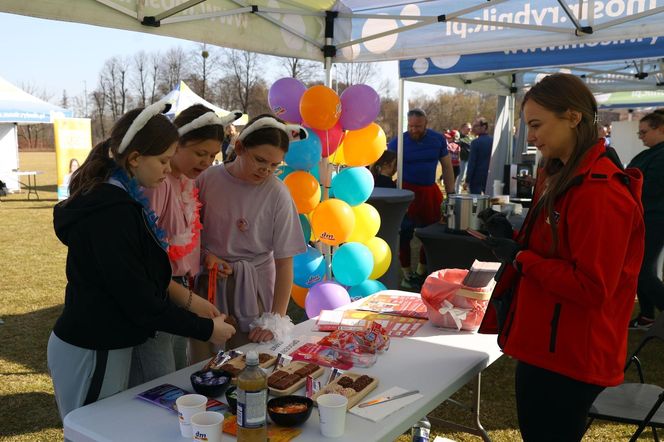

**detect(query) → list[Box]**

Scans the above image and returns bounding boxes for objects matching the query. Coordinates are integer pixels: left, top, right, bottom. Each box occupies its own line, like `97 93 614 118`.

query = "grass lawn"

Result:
1 152 662 441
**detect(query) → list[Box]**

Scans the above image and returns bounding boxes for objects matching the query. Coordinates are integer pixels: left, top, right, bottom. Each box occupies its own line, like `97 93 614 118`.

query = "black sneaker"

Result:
628 315 655 331
400 272 426 291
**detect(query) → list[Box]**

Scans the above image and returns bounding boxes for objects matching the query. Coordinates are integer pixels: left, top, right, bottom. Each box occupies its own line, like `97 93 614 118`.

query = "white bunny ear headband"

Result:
178 110 243 136
237 116 308 143
118 97 174 154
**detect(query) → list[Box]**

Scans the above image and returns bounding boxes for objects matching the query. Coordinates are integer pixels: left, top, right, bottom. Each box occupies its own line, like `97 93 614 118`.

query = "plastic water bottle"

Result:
411 417 431 442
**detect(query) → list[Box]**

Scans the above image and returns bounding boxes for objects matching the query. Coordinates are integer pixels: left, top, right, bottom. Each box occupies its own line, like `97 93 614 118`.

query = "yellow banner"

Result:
54 118 92 200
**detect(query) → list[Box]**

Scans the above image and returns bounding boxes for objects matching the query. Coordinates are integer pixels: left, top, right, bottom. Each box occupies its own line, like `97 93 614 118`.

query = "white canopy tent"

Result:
3 1 664 193
0 76 72 192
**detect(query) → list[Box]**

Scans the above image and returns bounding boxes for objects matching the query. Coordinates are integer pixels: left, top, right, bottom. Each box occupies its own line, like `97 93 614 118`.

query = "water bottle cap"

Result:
246 351 259 365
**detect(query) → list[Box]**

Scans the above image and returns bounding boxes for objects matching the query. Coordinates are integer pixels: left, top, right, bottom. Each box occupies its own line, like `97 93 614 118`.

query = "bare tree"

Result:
222 49 262 113
60 90 70 109
132 51 151 107
100 56 131 120
334 62 377 92
188 43 220 99
91 86 108 139
279 57 321 83
16 83 52 150
149 53 161 104
160 47 188 94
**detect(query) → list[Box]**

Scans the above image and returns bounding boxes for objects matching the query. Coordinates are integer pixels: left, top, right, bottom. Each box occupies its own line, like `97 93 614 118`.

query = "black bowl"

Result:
225 386 238 415
267 395 314 427
190 369 232 397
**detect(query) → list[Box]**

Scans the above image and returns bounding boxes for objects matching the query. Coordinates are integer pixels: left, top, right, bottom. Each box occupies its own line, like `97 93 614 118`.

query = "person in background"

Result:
456 122 473 193
445 130 461 181
222 123 239 161
194 115 307 356
129 105 243 387
480 73 644 442
627 109 664 330
598 124 611 147
387 108 455 289
48 101 235 420
370 150 397 188
465 117 493 194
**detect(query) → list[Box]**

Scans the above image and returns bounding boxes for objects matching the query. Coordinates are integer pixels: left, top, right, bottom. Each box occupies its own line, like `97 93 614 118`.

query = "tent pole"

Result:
321 11 336 281
397 78 405 190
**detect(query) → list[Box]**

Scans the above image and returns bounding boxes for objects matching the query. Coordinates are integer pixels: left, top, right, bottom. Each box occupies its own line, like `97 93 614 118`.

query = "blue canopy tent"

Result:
398 36 664 193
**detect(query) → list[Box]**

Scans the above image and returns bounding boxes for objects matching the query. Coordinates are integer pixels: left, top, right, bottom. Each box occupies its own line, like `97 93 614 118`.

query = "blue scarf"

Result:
111 168 168 250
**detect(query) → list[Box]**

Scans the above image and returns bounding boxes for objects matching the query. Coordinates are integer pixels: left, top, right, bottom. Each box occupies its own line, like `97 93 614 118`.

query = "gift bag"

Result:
420 269 493 332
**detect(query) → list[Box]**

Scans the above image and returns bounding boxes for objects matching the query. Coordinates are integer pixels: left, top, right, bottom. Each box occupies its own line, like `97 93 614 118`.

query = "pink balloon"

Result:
269 78 306 123
310 122 345 158
304 281 351 318
339 84 381 130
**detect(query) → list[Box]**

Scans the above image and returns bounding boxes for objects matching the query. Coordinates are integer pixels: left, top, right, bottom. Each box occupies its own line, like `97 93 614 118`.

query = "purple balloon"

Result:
269 78 306 123
339 84 380 130
304 281 351 318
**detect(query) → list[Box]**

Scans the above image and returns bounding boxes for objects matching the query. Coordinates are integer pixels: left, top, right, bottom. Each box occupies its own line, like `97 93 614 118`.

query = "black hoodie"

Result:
53 183 213 350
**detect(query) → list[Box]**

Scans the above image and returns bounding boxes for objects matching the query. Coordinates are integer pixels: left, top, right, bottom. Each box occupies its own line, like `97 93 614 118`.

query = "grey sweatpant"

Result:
128 331 187 388
47 332 132 421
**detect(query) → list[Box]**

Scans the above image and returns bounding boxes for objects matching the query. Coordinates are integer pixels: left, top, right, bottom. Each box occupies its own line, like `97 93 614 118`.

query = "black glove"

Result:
478 208 514 239
482 237 522 264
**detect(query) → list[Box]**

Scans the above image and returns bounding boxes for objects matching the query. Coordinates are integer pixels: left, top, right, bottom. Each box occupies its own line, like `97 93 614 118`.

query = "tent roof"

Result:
1 1 664 63
399 37 664 95
164 81 249 125
0 76 72 123
596 90 664 109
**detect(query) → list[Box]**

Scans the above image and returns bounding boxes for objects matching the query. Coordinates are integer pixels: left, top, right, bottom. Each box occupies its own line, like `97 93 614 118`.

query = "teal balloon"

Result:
299 214 311 243
331 167 374 206
311 164 320 181
331 242 373 287
293 246 326 288
349 280 387 301
277 165 294 181
285 131 322 170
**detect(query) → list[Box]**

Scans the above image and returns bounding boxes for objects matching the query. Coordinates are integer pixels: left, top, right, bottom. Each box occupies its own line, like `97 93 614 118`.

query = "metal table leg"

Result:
26 174 39 200
427 373 492 442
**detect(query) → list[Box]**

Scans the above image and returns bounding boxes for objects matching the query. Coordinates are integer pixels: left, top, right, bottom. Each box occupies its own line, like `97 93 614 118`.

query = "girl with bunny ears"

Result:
193 114 307 357
129 104 243 386
49 101 236 419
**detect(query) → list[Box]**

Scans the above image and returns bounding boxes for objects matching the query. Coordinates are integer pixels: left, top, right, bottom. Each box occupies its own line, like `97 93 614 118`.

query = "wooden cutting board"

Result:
268 361 325 396
312 372 378 410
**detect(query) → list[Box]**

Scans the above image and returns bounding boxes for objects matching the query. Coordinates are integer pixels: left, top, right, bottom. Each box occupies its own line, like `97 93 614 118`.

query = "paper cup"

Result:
317 393 348 438
191 411 224 442
176 393 207 437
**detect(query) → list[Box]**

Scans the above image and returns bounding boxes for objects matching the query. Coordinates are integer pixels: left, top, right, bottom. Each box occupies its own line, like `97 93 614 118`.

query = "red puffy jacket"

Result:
482 142 644 387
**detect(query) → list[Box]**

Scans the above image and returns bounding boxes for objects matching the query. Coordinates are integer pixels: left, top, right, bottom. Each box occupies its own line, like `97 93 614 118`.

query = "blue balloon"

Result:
285 131 322 170
299 214 311 243
331 242 373 287
310 164 320 181
348 280 387 301
293 246 326 288
331 167 374 206
276 165 294 181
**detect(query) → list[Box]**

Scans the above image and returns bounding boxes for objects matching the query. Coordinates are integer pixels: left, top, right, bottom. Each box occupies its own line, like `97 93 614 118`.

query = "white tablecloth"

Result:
64 290 502 442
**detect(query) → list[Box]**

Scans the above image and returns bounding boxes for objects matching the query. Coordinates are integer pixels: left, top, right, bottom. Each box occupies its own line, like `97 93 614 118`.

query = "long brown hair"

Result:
67 108 178 201
520 73 599 251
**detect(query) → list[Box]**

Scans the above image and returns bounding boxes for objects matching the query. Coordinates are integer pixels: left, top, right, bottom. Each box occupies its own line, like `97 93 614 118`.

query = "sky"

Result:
0 12 447 109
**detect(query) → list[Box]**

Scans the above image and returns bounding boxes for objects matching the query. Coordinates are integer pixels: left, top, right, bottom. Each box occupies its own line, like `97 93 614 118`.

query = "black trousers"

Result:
636 218 664 318
515 361 604 442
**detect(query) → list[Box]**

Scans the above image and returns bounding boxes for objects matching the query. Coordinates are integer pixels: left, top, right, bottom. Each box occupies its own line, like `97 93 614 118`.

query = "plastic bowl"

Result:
267 395 313 427
190 369 232 397
225 386 237 414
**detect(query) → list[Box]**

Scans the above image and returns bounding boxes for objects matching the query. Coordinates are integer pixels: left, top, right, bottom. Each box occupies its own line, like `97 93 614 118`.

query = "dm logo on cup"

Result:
194 431 209 441
178 412 184 422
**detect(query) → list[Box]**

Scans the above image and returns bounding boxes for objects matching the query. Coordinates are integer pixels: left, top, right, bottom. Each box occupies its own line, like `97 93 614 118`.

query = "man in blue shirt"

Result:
465 117 493 194
388 108 455 289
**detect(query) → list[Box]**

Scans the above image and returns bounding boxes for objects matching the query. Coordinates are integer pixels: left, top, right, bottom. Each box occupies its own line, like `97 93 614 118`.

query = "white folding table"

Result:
64 290 502 442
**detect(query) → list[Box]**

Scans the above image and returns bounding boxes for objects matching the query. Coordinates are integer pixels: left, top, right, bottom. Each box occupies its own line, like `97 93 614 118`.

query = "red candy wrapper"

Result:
290 343 357 369
318 322 390 355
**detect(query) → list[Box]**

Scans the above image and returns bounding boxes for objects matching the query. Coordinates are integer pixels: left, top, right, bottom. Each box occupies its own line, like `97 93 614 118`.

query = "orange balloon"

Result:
300 85 341 130
311 198 356 246
284 171 321 214
291 283 308 308
343 123 387 167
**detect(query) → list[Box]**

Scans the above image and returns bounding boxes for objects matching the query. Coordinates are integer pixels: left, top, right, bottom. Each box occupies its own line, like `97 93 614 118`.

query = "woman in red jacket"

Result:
482 73 645 441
